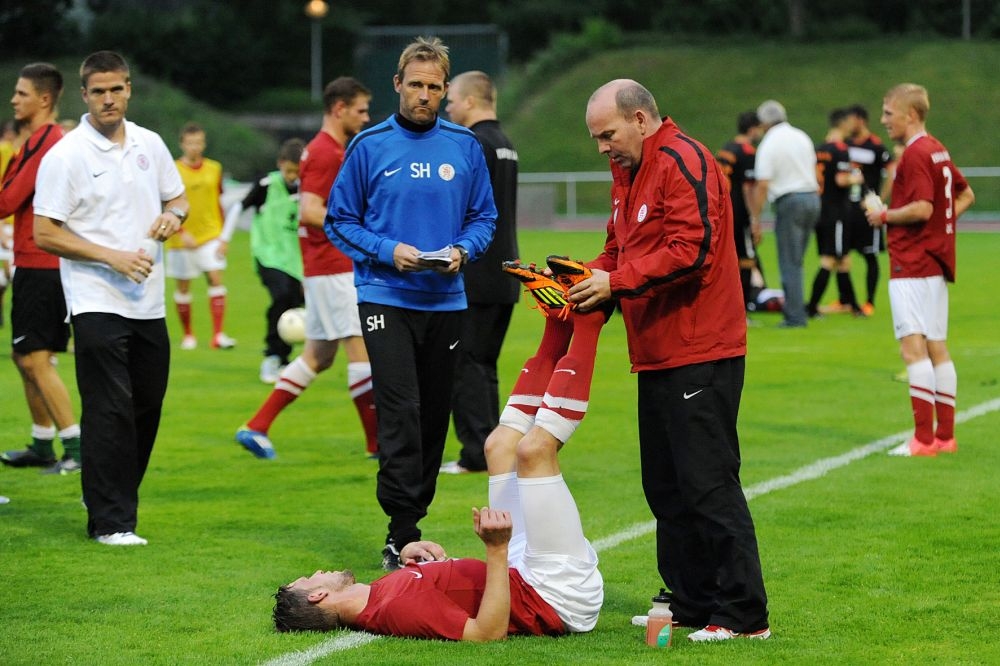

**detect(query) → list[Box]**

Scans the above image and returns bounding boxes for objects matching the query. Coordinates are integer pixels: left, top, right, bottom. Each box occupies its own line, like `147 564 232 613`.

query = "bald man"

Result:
569 79 770 642
442 71 520 474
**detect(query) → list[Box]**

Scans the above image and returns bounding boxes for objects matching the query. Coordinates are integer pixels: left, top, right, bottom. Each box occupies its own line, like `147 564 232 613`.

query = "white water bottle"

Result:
645 588 673 647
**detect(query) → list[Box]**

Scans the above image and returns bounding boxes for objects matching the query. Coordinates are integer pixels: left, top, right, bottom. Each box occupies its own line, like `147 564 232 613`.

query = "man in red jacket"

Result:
0 62 81 474
569 79 769 642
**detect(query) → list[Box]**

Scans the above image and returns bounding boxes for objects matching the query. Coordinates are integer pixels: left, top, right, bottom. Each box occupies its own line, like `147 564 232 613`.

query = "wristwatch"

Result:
166 206 188 224
455 245 469 265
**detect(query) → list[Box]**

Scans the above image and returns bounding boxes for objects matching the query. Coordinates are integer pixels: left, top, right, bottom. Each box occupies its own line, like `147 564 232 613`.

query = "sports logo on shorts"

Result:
438 163 455 181
136 154 150 170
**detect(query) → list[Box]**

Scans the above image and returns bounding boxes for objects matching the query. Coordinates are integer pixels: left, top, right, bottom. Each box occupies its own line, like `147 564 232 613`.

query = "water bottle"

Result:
645 588 673 647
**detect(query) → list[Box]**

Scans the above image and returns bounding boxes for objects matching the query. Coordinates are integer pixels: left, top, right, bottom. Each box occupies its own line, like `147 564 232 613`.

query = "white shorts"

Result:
303 273 362 341
888 276 949 341
165 239 227 279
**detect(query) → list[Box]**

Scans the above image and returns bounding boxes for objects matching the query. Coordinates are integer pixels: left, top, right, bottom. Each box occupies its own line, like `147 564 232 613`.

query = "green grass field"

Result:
1 229 999 665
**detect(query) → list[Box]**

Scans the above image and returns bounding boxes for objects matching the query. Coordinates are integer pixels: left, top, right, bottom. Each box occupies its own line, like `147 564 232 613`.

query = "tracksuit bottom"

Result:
72 313 169 538
637 355 769 633
360 303 462 547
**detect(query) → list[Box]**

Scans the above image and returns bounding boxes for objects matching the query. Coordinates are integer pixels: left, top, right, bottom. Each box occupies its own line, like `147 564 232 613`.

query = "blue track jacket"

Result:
325 115 497 311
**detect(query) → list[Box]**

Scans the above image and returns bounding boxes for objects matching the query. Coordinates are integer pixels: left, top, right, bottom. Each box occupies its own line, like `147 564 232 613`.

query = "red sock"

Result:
536 310 605 441
907 360 935 444
208 286 227 336
504 317 573 421
247 358 314 433
933 361 957 441
174 292 193 336
348 362 378 454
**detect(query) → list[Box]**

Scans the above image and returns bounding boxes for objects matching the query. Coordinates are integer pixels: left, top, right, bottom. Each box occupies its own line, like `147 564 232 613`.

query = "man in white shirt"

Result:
752 100 820 328
33 51 189 546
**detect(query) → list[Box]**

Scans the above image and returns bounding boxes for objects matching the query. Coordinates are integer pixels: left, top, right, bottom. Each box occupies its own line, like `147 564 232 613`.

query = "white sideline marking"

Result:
263 397 1000 665
261 632 380 666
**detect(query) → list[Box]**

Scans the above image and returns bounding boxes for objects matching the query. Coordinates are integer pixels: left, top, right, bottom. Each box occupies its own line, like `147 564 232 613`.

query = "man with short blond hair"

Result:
865 83 974 457
326 37 496 569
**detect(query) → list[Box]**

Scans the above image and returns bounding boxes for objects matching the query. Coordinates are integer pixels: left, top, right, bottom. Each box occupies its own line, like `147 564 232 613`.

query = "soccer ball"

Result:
277 308 307 344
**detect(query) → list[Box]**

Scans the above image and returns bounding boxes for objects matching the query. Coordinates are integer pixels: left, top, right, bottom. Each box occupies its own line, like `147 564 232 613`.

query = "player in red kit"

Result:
865 84 974 457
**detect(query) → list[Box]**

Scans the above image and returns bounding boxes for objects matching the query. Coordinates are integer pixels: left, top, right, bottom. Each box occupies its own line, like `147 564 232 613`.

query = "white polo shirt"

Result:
754 121 818 201
34 114 184 319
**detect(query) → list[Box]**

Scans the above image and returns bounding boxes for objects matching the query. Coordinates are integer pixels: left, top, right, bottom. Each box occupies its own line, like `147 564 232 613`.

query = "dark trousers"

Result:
360 303 462 546
449 302 513 471
72 313 169 538
256 262 303 363
637 356 769 632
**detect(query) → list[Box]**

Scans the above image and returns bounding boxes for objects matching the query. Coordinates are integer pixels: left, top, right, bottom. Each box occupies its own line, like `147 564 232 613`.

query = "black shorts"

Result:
11 267 70 354
734 220 756 261
848 204 885 254
814 215 850 258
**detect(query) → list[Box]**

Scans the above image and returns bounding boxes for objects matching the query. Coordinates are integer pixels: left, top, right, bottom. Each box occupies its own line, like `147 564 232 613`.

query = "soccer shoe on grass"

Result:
381 542 403 570
212 332 237 349
1 447 56 468
235 428 277 459
888 436 937 457
180 334 197 350
259 355 282 384
95 531 148 546
687 625 771 642
545 255 592 291
501 260 572 319
934 437 957 453
41 456 82 475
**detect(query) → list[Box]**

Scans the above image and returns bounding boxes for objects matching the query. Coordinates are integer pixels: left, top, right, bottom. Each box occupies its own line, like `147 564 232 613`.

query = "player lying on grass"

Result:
273 258 607 641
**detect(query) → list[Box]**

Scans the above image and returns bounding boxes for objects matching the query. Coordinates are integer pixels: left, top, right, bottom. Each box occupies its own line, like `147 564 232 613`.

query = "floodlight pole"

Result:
305 1 330 101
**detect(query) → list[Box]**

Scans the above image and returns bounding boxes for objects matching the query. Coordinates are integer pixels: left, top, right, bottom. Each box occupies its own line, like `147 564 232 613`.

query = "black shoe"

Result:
381 542 402 571
1 447 57 468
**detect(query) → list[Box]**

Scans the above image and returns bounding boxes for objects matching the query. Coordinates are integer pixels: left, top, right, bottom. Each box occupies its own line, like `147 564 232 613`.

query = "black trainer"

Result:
381 542 403 571
1 447 57 468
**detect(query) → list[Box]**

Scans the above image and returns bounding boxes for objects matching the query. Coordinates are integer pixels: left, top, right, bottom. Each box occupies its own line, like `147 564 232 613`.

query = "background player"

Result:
807 108 864 318
235 78 377 459
0 62 81 474
715 110 763 313
865 84 973 457
846 104 895 316
166 122 235 350
221 138 305 384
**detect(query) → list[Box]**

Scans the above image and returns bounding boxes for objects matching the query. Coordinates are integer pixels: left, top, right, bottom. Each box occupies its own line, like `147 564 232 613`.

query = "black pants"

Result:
360 303 462 546
637 356 769 632
256 262 303 363
72 313 169 538
449 302 513 471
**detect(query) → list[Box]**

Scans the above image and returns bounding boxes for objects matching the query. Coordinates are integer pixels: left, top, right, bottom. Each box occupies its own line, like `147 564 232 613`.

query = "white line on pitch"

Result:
262 396 1000 665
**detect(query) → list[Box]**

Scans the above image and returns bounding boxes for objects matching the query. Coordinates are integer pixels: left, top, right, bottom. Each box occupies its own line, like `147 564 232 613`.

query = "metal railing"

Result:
520 167 1000 220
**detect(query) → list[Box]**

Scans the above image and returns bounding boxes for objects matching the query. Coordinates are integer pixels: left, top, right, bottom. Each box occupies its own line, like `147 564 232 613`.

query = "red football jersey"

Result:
298 130 353 277
0 123 64 268
352 559 564 640
888 133 968 282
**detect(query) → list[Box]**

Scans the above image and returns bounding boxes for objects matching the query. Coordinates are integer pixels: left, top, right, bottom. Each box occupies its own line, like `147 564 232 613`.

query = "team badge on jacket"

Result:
438 163 455 181
637 203 648 223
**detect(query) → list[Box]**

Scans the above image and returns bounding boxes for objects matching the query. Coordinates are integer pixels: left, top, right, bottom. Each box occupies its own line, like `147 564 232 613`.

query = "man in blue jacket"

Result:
326 36 496 570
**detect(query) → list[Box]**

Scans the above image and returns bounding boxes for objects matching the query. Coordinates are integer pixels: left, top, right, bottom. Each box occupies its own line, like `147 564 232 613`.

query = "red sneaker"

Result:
933 437 957 453
888 436 938 457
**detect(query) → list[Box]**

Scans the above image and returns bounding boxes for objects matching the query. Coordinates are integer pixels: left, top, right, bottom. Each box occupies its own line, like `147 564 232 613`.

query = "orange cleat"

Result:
502 260 571 319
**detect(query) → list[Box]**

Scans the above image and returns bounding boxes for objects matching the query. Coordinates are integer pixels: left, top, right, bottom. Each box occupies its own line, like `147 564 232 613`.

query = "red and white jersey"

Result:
298 131 353 277
0 122 64 269
888 133 968 282
352 559 564 640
